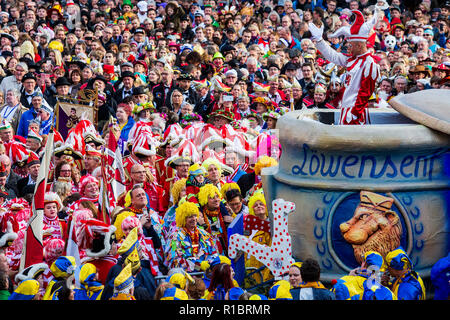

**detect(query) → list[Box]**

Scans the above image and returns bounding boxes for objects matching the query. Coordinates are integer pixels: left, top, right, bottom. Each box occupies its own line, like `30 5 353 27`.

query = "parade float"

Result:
260 89 450 284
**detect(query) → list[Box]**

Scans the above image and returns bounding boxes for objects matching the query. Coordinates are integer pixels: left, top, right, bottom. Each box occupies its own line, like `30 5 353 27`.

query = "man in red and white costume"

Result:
309 10 380 125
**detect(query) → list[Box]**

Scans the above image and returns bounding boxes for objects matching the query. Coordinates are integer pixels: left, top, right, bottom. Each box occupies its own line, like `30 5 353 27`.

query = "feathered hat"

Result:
330 10 378 42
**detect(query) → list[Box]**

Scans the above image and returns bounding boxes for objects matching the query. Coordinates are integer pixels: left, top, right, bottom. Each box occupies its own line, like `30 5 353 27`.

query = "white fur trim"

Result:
14 263 48 283
85 225 116 258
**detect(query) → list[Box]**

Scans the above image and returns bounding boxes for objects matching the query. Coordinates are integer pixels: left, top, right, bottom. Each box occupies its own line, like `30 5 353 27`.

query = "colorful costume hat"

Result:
248 191 267 217
8 279 40 300
114 263 134 292
117 227 139 258
44 191 63 211
198 184 221 207
385 247 412 271
15 263 48 283
330 10 378 42
160 287 189 300
268 280 293 300
50 256 76 279
166 270 195 290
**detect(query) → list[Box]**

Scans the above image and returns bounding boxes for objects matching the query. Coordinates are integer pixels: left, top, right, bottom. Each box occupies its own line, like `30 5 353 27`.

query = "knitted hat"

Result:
188 163 207 177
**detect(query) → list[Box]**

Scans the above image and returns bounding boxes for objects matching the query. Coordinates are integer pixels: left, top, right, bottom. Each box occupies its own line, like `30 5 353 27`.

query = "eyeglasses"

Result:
131 170 146 174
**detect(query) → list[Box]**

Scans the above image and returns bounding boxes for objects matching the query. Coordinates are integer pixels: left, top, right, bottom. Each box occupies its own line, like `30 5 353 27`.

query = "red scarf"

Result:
183 227 200 255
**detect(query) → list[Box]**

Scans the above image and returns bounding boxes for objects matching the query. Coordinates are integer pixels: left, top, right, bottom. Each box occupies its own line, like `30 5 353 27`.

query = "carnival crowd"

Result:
0 0 449 301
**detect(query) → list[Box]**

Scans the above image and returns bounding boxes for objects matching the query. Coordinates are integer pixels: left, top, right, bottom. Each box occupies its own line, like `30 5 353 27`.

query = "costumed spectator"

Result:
288 262 303 289
165 201 218 272
8 279 40 300
0 89 28 134
73 263 104 300
203 262 237 300
290 258 335 300
243 190 273 285
109 263 136 300
102 227 157 300
198 184 233 254
383 247 426 300
42 256 76 300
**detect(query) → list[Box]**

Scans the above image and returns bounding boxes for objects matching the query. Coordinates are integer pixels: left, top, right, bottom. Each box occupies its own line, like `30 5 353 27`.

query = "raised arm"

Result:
308 22 348 67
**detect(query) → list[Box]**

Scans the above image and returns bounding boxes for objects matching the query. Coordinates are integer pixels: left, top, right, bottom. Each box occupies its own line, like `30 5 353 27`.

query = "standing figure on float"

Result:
308 9 380 125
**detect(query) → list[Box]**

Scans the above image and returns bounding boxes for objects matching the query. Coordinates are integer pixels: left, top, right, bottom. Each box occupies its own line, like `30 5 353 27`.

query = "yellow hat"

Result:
291 262 303 270
171 178 187 205
125 247 141 274
166 272 195 290
114 263 134 292
188 163 207 177
254 155 278 176
160 287 189 300
9 279 40 300
268 280 293 300
118 227 139 258
48 40 64 52
79 263 97 285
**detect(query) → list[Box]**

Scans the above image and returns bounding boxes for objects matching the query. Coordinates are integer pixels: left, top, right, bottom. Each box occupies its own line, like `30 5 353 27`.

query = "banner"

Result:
19 129 54 270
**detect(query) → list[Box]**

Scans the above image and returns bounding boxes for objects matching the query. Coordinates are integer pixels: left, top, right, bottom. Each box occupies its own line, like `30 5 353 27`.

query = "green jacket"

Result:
0 289 11 300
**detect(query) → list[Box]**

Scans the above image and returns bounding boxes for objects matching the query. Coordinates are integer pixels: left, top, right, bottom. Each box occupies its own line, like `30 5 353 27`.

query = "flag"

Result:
99 121 126 224
19 129 54 271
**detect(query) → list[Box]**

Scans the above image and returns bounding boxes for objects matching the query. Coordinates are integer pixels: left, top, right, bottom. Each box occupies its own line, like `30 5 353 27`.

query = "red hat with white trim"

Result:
330 10 378 42
27 128 42 143
26 151 40 167
8 142 28 167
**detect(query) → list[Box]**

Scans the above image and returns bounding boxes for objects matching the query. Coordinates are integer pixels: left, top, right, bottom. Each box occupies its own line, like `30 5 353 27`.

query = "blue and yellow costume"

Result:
9 279 40 300
73 263 104 300
42 256 76 300
268 280 293 300
385 247 426 300
160 287 189 300
332 251 394 300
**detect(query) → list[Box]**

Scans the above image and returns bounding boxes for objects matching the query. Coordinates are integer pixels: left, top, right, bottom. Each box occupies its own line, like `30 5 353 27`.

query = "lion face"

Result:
340 204 402 264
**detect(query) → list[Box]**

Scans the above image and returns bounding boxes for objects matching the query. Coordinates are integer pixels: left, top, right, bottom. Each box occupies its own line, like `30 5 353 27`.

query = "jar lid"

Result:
388 89 450 135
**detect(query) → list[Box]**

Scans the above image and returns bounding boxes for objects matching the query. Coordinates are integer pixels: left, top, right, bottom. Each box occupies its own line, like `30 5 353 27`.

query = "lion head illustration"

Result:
339 191 402 265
